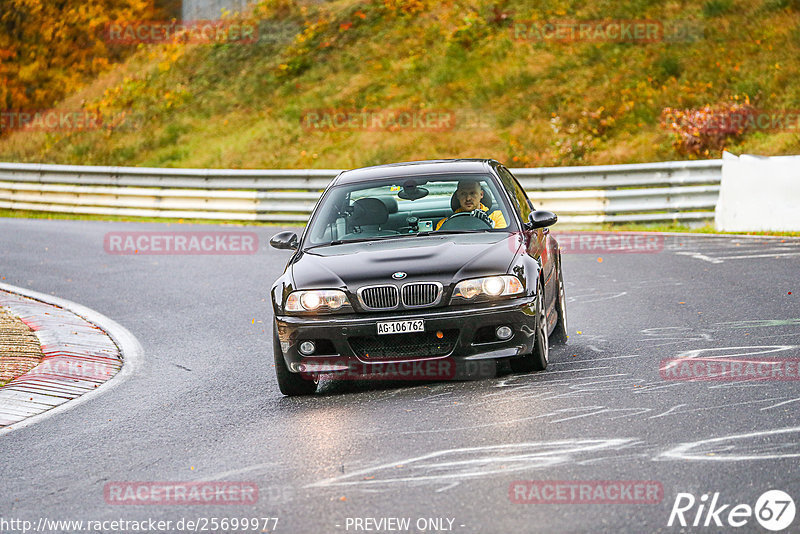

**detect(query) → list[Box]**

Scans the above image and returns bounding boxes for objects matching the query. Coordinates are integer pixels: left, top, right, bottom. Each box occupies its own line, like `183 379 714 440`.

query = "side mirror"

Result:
270 231 299 250
526 210 558 230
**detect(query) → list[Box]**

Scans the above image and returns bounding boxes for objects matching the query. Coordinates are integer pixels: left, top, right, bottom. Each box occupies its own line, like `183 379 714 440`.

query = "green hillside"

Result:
1 0 799 169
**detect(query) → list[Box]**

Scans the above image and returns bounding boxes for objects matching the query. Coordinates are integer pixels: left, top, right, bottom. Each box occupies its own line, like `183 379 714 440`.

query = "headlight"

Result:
452 275 524 301
287 290 350 313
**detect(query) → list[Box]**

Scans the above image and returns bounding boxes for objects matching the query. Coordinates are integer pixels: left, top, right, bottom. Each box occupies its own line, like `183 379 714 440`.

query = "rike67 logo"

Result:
668 490 795 531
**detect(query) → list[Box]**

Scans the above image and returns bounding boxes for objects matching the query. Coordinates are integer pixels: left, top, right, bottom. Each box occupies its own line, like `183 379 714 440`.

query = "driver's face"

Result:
456 183 483 211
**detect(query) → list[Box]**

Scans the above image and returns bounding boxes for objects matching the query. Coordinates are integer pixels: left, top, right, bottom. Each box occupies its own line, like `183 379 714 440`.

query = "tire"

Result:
510 279 549 373
273 323 318 396
550 257 569 345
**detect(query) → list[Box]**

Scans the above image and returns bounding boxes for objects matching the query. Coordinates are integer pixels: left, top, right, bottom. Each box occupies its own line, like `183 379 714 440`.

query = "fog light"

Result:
299 341 316 355
496 326 513 340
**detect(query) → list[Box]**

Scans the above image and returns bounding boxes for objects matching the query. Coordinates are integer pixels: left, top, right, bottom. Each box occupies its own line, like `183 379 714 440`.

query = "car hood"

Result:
291 233 523 290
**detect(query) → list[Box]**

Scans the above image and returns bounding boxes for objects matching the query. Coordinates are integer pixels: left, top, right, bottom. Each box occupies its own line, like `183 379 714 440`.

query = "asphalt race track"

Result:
1 218 799 533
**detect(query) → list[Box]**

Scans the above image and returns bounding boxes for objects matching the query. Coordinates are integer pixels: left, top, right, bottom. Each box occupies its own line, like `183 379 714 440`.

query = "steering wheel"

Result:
437 211 493 231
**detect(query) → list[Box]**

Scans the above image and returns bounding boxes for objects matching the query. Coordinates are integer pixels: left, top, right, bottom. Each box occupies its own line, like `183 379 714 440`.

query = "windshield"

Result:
303 173 517 248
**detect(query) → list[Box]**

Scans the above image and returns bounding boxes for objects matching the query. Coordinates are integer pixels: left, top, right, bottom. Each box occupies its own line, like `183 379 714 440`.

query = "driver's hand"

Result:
470 209 494 227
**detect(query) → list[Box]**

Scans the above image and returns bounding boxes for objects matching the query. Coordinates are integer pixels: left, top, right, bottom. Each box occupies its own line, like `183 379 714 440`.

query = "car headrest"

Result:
375 195 398 214
451 187 492 211
351 198 389 226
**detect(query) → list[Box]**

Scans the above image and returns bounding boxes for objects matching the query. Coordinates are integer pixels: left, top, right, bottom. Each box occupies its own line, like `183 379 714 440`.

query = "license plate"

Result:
377 319 424 335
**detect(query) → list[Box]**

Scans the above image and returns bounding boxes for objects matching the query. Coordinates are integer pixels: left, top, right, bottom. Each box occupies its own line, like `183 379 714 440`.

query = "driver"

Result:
435 180 507 230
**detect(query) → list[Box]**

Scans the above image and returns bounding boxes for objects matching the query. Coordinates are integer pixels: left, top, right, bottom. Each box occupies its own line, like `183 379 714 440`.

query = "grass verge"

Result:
2 1 799 168
0 307 44 386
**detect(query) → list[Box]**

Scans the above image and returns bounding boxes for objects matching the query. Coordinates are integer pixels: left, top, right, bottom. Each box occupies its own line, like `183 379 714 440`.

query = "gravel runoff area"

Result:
0 307 43 386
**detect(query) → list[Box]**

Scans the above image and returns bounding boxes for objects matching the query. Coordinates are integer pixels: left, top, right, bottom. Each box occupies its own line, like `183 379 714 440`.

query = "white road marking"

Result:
713 251 800 261
567 354 638 363
760 397 800 411
648 404 688 419
715 319 800 329
540 365 612 374
675 251 724 263
649 397 785 419
659 427 800 461
568 291 628 303
306 439 633 488
200 462 281 481
549 407 613 423
660 345 799 372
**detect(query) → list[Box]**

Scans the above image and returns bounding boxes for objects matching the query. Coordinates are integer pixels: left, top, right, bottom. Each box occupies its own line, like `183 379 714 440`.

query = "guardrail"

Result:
0 159 722 225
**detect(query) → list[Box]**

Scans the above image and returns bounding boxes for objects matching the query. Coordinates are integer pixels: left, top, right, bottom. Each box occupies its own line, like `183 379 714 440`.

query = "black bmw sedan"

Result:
269 159 567 395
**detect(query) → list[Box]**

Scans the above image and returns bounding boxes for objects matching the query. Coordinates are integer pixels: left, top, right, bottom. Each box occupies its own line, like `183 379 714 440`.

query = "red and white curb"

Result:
0 283 142 434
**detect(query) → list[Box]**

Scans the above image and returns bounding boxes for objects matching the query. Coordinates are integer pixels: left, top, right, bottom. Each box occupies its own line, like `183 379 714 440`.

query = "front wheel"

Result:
550 257 569 345
273 323 318 396
510 279 549 373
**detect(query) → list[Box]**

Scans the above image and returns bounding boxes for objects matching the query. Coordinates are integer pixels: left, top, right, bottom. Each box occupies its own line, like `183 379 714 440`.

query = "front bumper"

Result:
274 297 537 374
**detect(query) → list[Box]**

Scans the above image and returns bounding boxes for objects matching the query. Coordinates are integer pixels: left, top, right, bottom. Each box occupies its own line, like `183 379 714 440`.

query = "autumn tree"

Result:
0 0 159 117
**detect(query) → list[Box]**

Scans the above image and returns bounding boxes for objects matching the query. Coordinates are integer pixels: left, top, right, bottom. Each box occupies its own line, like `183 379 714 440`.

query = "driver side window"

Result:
498 166 533 221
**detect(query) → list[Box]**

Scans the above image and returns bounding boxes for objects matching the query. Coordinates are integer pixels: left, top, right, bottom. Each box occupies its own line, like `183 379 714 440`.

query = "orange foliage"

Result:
382 0 430 16
0 0 154 115
661 98 756 156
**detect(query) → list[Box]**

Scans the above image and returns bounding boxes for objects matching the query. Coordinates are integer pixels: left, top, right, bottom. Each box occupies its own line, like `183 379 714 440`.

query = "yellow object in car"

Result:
435 203 507 230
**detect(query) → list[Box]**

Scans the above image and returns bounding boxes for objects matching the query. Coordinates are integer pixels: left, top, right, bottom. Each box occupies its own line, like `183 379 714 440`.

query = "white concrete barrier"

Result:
716 152 800 232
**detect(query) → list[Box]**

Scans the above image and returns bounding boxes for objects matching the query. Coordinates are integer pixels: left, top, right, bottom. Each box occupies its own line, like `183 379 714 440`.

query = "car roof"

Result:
332 159 500 185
